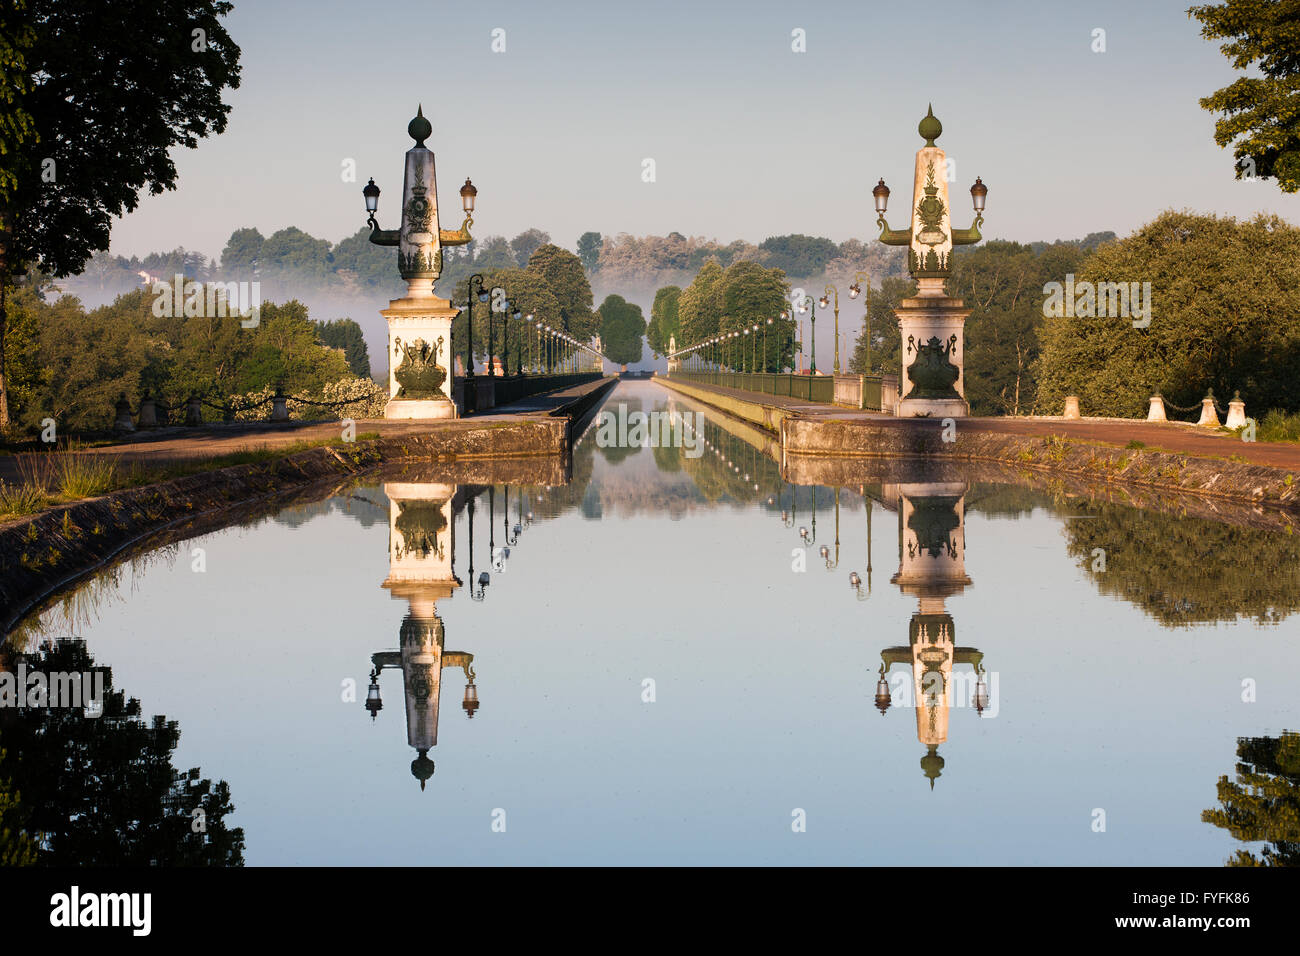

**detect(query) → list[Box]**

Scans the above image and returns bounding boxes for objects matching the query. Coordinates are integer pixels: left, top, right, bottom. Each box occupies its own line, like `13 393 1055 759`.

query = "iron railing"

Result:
666 370 886 411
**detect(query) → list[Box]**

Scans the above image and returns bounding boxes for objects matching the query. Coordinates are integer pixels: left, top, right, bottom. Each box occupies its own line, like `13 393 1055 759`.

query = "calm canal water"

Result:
5 381 1299 865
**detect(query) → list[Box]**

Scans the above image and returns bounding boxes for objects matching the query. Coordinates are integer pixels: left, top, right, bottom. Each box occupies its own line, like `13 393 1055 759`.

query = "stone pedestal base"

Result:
382 286 460 419
895 294 972 418
385 397 456 420
897 396 969 418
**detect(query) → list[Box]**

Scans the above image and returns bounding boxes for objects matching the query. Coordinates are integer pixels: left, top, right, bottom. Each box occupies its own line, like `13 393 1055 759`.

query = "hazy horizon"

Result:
96 0 1300 265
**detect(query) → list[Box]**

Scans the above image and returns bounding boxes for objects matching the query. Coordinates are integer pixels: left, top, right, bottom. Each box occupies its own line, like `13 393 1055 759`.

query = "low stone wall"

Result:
658 376 1300 517
655 377 794 433
783 417 1300 517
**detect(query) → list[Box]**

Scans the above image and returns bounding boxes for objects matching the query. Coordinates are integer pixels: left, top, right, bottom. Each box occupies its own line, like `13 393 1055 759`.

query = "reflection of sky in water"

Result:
11 382 1300 865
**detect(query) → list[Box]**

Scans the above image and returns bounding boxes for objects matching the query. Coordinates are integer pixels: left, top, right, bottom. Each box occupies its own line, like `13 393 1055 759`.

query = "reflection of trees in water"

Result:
1063 502 1300 626
679 420 780 506
1203 732 1300 866
273 492 388 529
0 639 244 866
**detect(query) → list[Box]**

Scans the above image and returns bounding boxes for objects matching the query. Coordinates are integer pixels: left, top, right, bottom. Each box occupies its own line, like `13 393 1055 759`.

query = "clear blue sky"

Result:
108 0 1300 261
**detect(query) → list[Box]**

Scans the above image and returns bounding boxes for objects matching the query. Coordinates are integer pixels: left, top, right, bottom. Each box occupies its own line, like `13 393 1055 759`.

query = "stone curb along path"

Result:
656 376 1300 518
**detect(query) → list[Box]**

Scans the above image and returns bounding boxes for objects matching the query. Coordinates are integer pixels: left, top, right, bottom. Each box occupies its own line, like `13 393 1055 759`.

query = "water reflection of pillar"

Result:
366 482 478 790
877 482 986 789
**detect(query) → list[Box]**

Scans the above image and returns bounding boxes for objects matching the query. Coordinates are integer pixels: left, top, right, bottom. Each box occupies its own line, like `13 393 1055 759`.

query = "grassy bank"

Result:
0 436 380 521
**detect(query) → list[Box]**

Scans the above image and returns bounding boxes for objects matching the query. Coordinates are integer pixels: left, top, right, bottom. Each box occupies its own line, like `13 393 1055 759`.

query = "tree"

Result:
598 294 646 369
758 234 839 277
677 260 724 349
0 1 35 207
317 318 371 378
509 228 550 267
0 0 242 426
258 226 334 289
449 267 559 371
848 275 914 377
1035 210 1300 417
220 227 265 279
948 239 1091 415
576 231 603 273
1203 732 1300 866
527 243 597 340
0 638 245 865
646 285 681 357
1191 0 1300 192
716 260 789 371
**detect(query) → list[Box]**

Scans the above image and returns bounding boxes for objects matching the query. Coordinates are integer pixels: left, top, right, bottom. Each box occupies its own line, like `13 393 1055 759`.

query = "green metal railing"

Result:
667 370 885 411
487 372 604 407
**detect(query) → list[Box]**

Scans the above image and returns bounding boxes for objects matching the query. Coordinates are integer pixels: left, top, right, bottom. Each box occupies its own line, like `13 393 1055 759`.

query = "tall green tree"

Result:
677 260 724 350
527 243 597 340
0 0 242 426
848 276 913 377
450 267 559 371
576 231 603 273
597 293 646 369
646 285 681 357
1191 0 1300 191
317 317 371 378
948 239 1092 415
716 260 789 371
509 228 550 267
1035 210 1300 417
220 227 265 279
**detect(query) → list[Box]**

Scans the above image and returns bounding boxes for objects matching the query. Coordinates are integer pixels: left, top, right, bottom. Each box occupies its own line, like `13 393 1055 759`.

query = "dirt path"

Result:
660 379 1300 470
0 378 612 483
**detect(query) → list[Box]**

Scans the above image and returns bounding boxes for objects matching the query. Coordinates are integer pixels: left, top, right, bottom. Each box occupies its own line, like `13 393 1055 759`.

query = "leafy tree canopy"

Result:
0 0 242 425
598 293 646 367
1035 210 1300 417
1191 0 1300 191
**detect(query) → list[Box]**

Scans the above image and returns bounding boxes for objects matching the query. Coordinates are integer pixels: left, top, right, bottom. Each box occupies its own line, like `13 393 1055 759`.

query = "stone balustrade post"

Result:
113 393 135 433
1225 391 1246 429
137 392 158 428
1146 394 1167 422
1197 390 1221 427
1062 395 1081 419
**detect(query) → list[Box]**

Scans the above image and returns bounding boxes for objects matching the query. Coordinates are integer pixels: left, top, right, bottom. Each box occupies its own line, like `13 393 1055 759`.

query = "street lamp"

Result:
821 283 842 374
847 271 872 375
462 274 492 412
782 294 812 372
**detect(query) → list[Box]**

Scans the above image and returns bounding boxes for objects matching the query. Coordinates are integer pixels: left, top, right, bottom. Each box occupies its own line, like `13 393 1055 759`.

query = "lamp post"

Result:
361 106 477 420
873 105 987 416
848 271 871 374
464 274 491 412
781 294 811 373
763 317 773 373
821 286 842 375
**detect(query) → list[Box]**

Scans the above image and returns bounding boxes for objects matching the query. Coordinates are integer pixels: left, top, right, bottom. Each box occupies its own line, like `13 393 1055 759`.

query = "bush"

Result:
1257 409 1300 443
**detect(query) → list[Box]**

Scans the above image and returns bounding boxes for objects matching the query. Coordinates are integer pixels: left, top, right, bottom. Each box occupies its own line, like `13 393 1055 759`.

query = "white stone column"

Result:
383 290 459 420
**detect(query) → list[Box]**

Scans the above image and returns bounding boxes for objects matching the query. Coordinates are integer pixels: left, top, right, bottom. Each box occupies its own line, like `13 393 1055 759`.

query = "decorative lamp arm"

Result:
876 215 912 246
439 215 474 247
367 217 400 247
950 213 984 246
